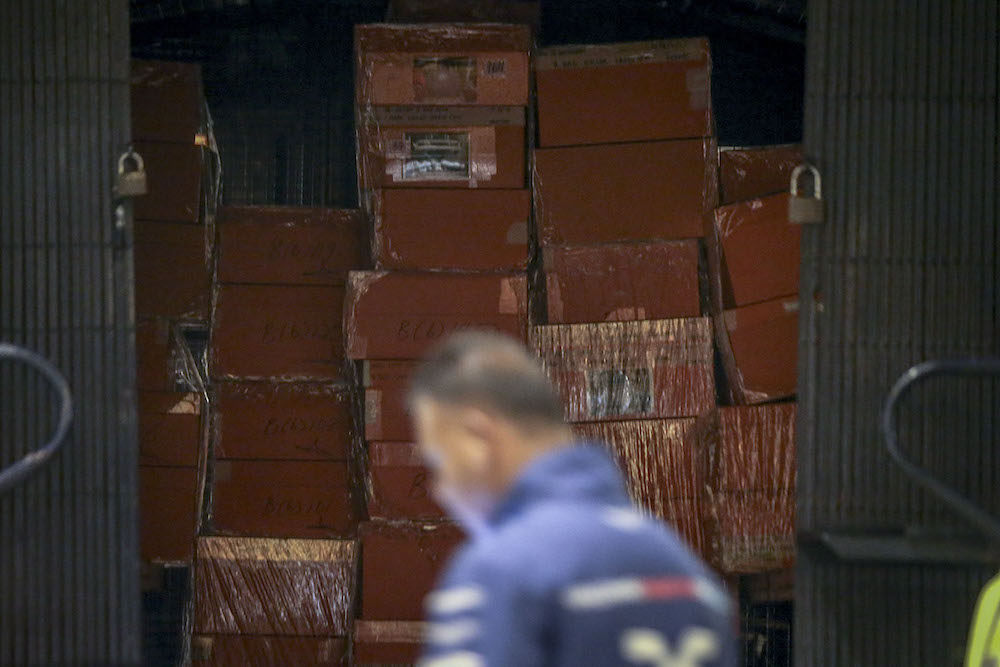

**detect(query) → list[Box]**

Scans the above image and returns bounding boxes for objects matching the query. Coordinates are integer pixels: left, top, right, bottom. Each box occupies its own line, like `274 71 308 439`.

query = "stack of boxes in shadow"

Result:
696 143 803 574
532 40 718 558
531 41 803 578
132 60 215 566
133 28 806 664
348 24 532 664
191 206 368 663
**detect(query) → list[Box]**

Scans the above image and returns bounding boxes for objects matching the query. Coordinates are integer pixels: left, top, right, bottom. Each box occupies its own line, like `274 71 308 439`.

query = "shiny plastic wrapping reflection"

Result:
695 403 796 573
718 144 803 206
574 419 706 556
194 536 358 636
533 318 716 422
353 620 427 665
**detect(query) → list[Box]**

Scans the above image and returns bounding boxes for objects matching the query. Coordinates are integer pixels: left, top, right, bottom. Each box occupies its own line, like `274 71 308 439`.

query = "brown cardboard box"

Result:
371 189 530 271
214 383 354 461
707 193 801 311
191 635 347 667
719 144 803 205
211 284 345 381
138 391 201 467
533 318 716 422
136 319 178 391
716 295 798 405
535 39 712 147
543 241 701 324
573 419 706 556
139 465 198 563
132 59 204 144
134 220 211 320
216 207 366 285
355 23 530 106
194 536 357 636
534 138 716 246
367 442 445 521
363 360 416 442
353 621 426 665
693 403 796 572
360 521 464 621
211 460 357 538
358 106 526 190
345 271 528 360
134 141 203 223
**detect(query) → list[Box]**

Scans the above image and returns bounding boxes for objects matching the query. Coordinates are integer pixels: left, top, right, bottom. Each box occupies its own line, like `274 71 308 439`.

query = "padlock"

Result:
788 163 823 224
115 149 148 197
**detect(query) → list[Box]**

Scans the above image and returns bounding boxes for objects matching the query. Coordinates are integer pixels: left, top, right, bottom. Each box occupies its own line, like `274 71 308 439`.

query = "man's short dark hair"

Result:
408 330 566 427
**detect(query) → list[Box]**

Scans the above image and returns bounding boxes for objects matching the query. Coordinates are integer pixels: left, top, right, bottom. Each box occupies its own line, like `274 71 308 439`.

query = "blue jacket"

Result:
419 444 737 667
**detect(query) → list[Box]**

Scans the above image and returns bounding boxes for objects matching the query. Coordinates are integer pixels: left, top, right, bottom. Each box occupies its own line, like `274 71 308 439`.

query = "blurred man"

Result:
409 331 736 667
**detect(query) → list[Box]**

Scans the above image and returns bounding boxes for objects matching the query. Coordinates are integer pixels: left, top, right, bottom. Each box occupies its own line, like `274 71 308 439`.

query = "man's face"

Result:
412 397 495 496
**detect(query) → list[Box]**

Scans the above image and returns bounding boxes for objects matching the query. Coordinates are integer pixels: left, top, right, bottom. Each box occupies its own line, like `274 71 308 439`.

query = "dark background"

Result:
130 0 806 208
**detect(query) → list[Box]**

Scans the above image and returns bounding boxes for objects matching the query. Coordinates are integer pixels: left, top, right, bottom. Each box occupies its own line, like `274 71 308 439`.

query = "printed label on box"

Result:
395 132 471 181
585 367 654 419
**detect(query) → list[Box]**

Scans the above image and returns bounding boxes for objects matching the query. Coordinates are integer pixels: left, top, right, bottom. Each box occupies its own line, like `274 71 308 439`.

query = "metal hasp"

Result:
788 163 823 223
0 345 73 494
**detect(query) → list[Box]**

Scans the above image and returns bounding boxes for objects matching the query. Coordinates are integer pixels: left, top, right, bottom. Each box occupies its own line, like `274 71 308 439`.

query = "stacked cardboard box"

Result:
709 145 804 405
190 537 357 665
691 403 797 573
704 144 801 575
208 206 366 539
198 206 368 662
132 60 216 565
530 39 718 558
350 23 532 662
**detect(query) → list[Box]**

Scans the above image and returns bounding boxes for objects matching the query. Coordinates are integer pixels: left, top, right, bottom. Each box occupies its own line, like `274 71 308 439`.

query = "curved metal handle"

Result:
881 358 1000 543
0 343 74 495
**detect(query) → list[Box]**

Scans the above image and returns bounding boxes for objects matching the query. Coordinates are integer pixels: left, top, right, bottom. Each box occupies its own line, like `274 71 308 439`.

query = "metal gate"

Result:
0 1 141 664
797 1 1000 664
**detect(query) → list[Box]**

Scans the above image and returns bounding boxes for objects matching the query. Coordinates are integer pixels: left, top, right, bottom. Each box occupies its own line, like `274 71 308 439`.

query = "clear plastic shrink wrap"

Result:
694 403 796 573
193 537 358 636
573 419 706 557
718 144 803 206
533 318 716 422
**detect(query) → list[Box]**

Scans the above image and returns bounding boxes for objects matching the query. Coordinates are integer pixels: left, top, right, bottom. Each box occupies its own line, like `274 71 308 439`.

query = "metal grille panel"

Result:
0 1 140 664
797 1 1000 665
